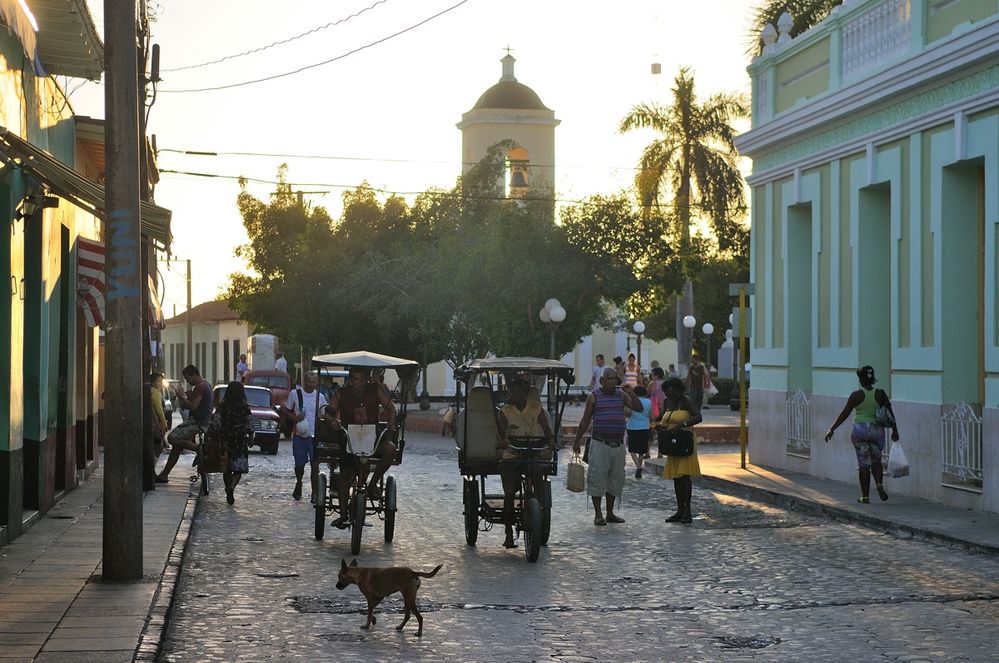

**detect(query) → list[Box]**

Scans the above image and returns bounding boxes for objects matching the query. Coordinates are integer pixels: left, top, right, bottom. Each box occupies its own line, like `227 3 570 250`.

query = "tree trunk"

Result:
675 280 695 376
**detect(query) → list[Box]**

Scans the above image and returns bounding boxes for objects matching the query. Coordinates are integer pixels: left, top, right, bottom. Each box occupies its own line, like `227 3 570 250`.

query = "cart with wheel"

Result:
454 357 574 562
308 351 417 555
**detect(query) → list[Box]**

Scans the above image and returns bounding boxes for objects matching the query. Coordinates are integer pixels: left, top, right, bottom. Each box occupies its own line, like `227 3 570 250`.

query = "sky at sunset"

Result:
72 0 761 311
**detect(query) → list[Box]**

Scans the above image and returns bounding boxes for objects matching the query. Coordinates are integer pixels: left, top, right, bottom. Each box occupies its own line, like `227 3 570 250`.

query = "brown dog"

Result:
335 559 442 636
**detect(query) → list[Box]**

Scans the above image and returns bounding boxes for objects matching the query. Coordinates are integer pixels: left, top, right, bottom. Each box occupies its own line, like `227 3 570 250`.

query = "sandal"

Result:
877 485 888 501
857 496 870 504
606 514 625 524
594 516 607 526
331 517 349 530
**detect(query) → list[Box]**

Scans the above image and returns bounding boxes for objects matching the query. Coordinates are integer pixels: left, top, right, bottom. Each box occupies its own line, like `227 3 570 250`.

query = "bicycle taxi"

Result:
309 351 418 555
454 357 575 562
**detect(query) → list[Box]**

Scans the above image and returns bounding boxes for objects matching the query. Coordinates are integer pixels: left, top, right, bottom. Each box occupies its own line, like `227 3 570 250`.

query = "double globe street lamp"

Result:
682 314 697 370
539 298 566 359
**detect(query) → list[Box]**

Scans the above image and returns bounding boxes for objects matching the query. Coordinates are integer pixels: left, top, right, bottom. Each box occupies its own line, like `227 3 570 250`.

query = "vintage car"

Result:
212 384 281 454
242 369 294 436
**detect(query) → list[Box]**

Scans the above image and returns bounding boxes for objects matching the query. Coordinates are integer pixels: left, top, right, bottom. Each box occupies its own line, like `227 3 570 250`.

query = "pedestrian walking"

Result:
572 367 643 526
686 354 708 413
657 377 702 524
235 353 248 380
623 352 645 387
666 363 679 379
275 352 288 374
281 371 328 502
613 356 625 385
647 367 666 421
589 354 606 390
824 366 899 503
208 381 254 505
626 385 652 479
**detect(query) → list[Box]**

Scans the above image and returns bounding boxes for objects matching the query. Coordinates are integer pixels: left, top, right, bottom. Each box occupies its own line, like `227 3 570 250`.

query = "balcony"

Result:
748 0 999 126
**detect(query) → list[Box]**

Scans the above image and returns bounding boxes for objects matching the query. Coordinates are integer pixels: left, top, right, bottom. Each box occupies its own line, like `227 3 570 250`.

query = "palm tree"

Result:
619 67 748 366
748 1 843 55
620 66 748 260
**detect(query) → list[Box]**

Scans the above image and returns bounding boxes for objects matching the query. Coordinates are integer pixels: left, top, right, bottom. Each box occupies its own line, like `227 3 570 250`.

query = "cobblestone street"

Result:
160 432 999 662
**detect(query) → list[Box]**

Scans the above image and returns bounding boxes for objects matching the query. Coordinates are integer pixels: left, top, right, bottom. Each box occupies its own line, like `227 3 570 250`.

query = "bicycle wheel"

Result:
383 476 397 543
524 497 542 563
463 478 479 546
350 490 366 555
314 473 327 540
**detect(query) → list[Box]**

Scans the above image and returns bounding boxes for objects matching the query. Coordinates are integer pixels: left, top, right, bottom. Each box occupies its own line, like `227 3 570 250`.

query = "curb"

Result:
645 458 999 557
135 481 201 661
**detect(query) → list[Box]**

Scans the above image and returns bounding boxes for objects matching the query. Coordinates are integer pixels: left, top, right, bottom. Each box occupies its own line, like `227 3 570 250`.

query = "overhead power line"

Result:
158 167 694 209
159 0 474 94
162 0 390 72
157 147 648 173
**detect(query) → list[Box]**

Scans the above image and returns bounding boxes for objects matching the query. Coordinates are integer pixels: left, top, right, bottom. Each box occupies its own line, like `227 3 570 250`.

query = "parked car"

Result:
212 384 281 454
242 369 293 437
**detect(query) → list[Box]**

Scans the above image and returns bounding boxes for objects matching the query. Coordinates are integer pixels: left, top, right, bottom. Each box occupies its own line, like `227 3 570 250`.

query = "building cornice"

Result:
457 113 561 131
736 16 999 162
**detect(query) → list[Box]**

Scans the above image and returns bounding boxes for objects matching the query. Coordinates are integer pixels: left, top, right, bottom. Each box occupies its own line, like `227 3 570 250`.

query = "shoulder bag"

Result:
656 408 694 457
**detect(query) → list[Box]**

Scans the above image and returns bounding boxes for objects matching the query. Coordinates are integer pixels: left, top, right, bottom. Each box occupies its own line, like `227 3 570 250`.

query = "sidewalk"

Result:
0 456 197 662
646 449 999 556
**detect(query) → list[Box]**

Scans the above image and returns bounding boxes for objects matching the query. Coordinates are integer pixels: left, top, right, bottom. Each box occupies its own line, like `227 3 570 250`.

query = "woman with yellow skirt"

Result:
656 378 703 524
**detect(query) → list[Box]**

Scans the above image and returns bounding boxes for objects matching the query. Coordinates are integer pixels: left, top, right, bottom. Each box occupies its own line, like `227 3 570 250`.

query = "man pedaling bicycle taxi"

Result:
321 367 398 529
497 378 555 549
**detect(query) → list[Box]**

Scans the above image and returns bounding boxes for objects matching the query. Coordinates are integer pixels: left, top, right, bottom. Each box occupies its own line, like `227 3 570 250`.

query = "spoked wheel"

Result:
350 490 366 555
463 478 479 546
540 506 551 546
524 497 542 563
314 473 327 540
384 476 397 543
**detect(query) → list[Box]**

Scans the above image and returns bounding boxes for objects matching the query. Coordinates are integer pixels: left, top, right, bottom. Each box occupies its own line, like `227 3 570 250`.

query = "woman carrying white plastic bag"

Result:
824 366 900 503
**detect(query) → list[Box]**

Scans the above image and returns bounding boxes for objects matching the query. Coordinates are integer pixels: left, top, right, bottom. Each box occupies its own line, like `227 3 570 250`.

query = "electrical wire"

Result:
162 0 390 72
158 167 695 209
157 147 647 173
159 0 473 94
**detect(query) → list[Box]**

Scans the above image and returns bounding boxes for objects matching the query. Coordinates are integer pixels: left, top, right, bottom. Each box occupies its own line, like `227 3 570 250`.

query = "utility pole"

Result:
103 0 143 581
186 259 192 366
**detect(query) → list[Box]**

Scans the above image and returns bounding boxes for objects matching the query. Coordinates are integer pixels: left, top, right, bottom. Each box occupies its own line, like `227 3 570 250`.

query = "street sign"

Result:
728 283 756 296
732 307 752 337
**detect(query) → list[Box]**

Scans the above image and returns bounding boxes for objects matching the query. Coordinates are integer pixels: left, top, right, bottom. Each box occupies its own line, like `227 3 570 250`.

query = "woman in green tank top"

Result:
824 366 900 503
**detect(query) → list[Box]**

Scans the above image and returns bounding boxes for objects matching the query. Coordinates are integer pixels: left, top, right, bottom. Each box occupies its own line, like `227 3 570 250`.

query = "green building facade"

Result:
736 0 999 512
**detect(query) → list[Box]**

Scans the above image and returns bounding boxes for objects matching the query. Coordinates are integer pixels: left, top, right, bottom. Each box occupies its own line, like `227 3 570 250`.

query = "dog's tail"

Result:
415 564 442 578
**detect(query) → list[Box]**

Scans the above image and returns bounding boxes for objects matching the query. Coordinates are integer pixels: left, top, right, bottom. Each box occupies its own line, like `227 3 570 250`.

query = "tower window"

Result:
506 145 530 198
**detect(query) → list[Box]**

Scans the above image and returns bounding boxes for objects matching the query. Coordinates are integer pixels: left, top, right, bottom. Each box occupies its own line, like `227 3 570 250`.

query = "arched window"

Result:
505 145 529 198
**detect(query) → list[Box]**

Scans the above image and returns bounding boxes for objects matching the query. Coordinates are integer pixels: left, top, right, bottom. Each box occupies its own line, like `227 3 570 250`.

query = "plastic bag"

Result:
887 441 910 478
706 382 719 397
566 452 586 492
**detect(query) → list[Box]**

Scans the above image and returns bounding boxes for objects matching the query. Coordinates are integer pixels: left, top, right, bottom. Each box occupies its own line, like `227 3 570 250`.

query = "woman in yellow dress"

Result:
656 377 703 524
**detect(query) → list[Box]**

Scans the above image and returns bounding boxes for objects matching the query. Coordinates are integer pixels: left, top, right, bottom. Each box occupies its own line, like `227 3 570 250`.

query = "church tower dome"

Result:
457 53 560 198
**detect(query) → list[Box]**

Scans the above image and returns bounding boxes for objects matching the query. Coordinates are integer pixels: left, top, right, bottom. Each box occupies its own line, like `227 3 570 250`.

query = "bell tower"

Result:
457 53 560 198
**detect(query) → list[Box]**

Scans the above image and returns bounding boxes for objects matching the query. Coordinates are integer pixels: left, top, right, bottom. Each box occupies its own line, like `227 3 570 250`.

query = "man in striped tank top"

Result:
572 367 644 526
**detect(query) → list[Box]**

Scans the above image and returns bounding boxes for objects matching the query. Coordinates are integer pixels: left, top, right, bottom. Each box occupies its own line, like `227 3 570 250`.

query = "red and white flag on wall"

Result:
77 237 106 328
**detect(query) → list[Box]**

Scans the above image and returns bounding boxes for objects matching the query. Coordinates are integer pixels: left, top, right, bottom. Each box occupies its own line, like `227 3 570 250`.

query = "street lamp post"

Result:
682 315 696 374
701 322 714 369
633 320 645 367
539 298 566 359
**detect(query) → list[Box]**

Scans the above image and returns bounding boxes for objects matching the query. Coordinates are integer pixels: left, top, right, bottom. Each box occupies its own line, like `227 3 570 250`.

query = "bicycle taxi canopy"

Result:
453 357 575 476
